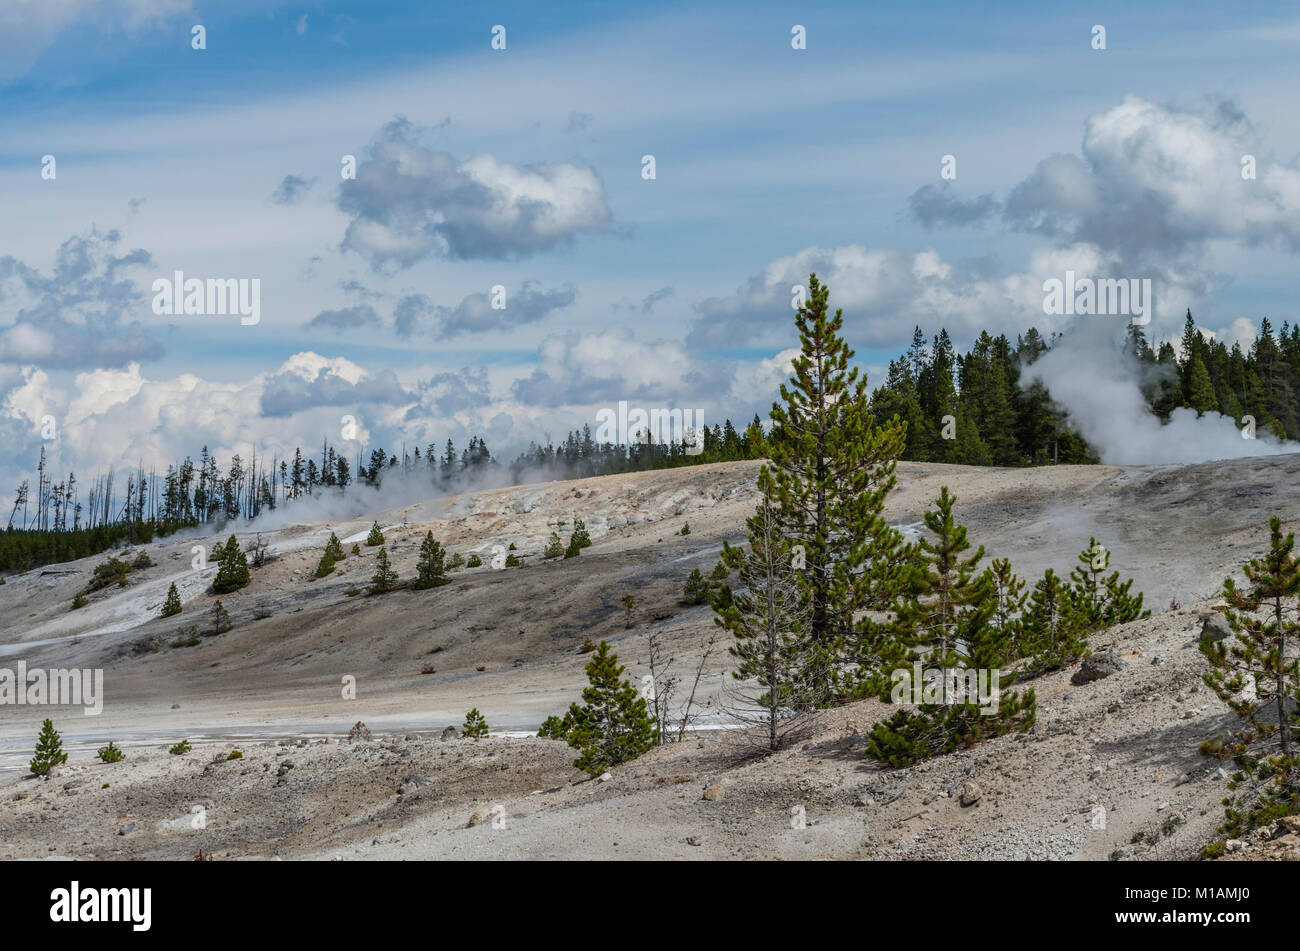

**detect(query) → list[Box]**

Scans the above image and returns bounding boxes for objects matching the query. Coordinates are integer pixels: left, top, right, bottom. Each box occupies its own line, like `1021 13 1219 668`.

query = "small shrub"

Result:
326 532 346 561
212 535 251 594
30 719 68 776
507 542 517 551
97 741 125 763
466 553 483 568
368 548 401 594
226 749 243 760
351 543 361 556
132 551 154 569
314 549 336 578
680 522 691 536
543 532 565 560
207 600 233 635
504 553 522 568
447 552 465 570
538 715 571 740
344 586 361 597
462 708 489 739
160 582 183 618
169 740 192 755
580 637 596 653
71 594 88 611
85 557 131 593
170 626 201 648
682 568 710 605
420 664 437 675
347 721 373 743
571 518 592 550
412 531 450 590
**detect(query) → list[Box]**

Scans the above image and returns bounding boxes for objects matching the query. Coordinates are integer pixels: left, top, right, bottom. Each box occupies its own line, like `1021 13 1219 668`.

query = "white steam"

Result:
1026 322 1295 465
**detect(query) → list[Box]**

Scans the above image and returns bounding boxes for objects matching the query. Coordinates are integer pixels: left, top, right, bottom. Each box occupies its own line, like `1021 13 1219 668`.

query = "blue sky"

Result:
1 0 1299 488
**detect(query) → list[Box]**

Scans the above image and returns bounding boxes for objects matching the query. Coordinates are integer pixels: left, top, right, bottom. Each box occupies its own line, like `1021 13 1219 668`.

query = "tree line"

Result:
4 306 1293 574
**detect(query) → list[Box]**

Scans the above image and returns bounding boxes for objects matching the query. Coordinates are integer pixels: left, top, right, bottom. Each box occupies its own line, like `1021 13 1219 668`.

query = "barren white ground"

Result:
1 454 1296 860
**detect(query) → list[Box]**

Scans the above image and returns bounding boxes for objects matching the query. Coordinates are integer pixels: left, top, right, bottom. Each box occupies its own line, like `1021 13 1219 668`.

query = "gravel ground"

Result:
2 453 1299 859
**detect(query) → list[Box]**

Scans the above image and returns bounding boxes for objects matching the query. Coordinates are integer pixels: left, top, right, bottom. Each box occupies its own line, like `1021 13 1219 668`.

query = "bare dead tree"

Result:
717 499 822 754
643 625 679 741
676 628 721 742
244 532 272 568
642 625 723 743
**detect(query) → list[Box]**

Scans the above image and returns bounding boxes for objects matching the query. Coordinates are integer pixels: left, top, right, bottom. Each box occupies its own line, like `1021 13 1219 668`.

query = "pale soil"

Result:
1 454 1298 860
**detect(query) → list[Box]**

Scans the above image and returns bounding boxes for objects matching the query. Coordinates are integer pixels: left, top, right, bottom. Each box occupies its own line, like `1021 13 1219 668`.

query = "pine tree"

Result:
537 714 571 740
208 599 233 635
412 531 449 589
565 642 659 776
366 521 384 546
462 708 489 739
326 532 345 561
571 518 592 549
682 568 710 605
1201 517 1300 834
314 547 336 578
865 488 1034 765
718 499 820 751
889 487 990 697
368 547 400 594
1186 354 1219 416
543 531 565 560
212 534 250 594
160 582 182 617
30 719 68 776
1022 568 1087 669
564 533 582 559
762 273 908 701
987 558 1028 658
1067 538 1149 629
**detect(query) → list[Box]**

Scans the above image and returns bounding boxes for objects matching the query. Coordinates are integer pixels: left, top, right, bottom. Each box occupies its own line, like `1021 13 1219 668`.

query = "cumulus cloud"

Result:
259 352 410 417
698 97 1300 351
0 229 163 369
511 327 720 407
408 366 494 418
337 117 612 269
914 97 1300 264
